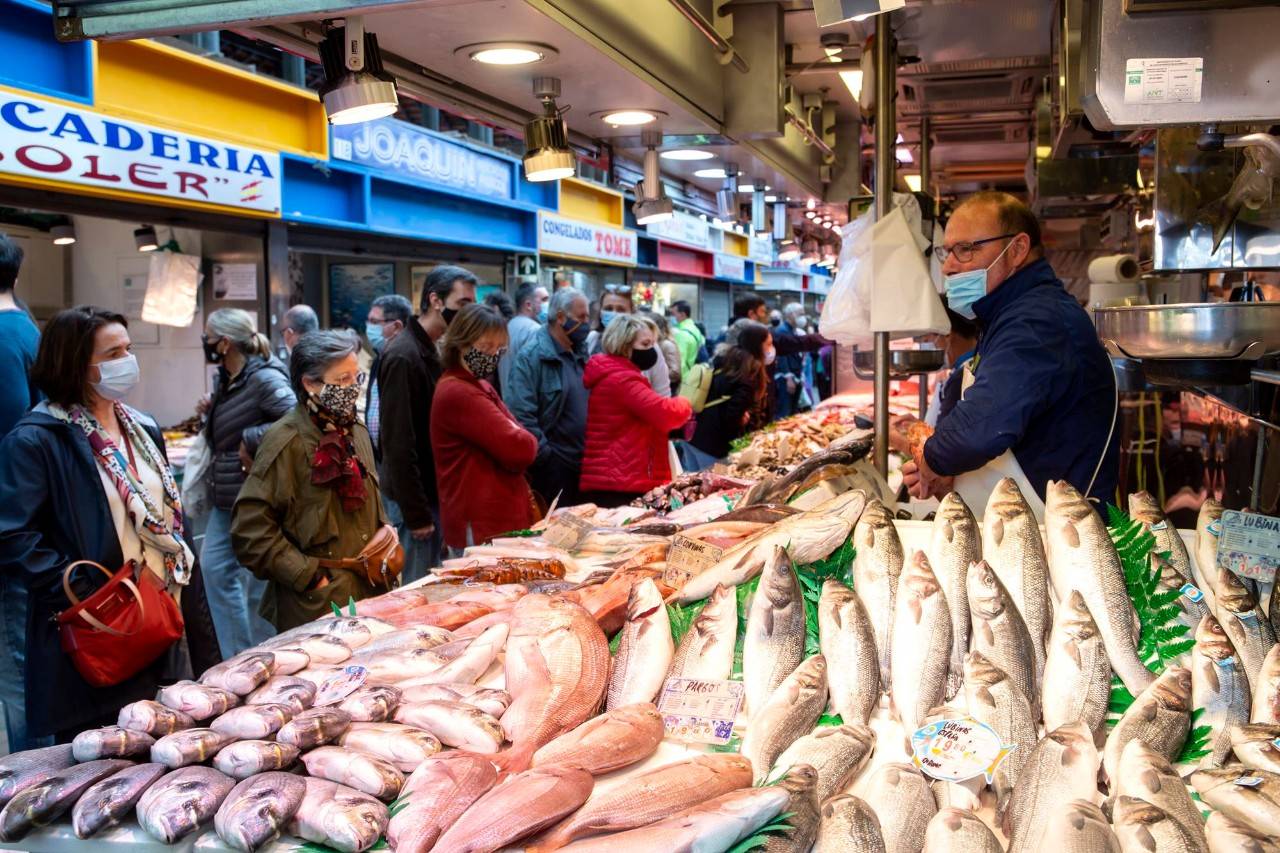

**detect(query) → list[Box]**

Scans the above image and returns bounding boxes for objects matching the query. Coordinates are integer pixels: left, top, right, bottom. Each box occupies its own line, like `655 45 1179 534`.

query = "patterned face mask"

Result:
463 348 501 378
315 382 360 424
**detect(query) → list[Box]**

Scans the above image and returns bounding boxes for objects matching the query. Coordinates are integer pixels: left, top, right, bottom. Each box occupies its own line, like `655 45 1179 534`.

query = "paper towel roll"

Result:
1088 254 1140 284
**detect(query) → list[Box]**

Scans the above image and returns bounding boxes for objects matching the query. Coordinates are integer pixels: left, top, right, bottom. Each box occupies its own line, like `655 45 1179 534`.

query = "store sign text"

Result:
748 235 774 265
646 210 711 249
332 118 512 200
714 254 747 281
538 212 636 266
0 92 282 213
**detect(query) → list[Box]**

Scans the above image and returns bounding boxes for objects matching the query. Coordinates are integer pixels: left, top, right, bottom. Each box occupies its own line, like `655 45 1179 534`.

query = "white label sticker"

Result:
541 513 594 551
1209 518 1223 536
1152 520 1169 532
911 718 1014 784
1272 737 1280 750
316 665 368 706
1236 776 1264 787
1216 510 1280 585
1180 583 1204 603
1124 57 1204 104
662 535 725 591
657 677 744 745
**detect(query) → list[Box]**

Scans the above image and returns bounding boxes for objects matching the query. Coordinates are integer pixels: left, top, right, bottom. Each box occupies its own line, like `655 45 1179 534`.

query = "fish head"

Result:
965 560 1006 618
1217 570 1259 612
1193 614 1235 662
626 579 664 620
1151 666 1192 710
614 703 663 730
777 763 819 798
1046 721 1097 760
1189 768 1244 796
962 650 1007 688
1198 499 1225 529
1128 491 1161 522
902 551 942 599
795 655 828 691
761 547 798 605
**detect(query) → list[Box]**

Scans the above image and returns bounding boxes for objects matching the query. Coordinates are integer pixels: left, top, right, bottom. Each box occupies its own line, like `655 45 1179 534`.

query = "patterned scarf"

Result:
50 402 193 588
305 396 369 513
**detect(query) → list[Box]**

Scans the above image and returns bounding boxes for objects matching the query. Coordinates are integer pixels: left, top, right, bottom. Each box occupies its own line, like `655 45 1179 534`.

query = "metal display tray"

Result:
851 348 946 380
1095 302 1280 361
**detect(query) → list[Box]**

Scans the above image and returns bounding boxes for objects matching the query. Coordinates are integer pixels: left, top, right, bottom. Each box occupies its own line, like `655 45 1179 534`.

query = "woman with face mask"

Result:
686 321 775 466
0 306 220 742
579 315 693 507
230 330 392 630
430 305 539 555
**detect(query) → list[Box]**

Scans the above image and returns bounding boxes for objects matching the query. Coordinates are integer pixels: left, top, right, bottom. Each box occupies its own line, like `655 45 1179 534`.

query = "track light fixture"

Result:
318 17 399 126
134 225 158 253
772 202 788 240
633 130 674 225
523 77 576 182
751 181 768 235
51 222 76 246
716 162 739 219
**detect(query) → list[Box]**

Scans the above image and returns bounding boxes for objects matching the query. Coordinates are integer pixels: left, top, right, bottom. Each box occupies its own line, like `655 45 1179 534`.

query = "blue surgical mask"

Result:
944 239 1014 320
366 322 384 351
600 310 619 329
537 307 548 324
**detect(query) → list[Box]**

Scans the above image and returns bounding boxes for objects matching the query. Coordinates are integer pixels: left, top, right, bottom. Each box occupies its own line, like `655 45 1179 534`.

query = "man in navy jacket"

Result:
902 192 1119 506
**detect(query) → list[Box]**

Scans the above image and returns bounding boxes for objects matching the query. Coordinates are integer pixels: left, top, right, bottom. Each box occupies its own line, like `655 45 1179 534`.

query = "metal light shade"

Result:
633 143 673 225
318 27 398 126
523 111 575 182
134 226 158 252
51 223 75 245
772 202 788 240
751 183 767 234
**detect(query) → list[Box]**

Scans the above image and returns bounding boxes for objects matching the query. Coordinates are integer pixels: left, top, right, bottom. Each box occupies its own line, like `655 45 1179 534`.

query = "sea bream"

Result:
928 492 981 700
1041 589 1112 737
246 676 317 715
276 706 352 749
1191 614 1251 768
136 765 236 843
337 685 402 722
70 725 154 761
71 762 167 839
818 580 881 725
667 583 737 683
200 652 275 695
301 746 404 801
813 794 885 853
741 654 828 781
606 578 673 709
852 497 904 689
393 700 504 753
890 550 952 733
210 702 294 739
214 771 307 852
1005 722 1102 853
743 546 807 716
155 680 238 720
0 758 131 842
117 699 196 737
212 740 301 780
150 727 233 769
531 703 664 775
337 723 441 773
1103 665 1193 784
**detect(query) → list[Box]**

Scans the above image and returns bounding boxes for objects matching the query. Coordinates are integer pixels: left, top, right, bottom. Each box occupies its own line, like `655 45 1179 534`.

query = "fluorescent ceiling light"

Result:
814 0 906 26
660 149 714 161
595 109 663 126
896 147 913 164
694 167 727 179
838 70 863 101
318 17 399 126
462 42 557 65
765 195 778 203
738 183 771 193
904 174 922 192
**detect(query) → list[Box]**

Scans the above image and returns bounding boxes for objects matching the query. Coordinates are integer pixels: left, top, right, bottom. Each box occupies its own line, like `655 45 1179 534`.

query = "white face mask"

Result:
92 353 140 401
764 349 777 366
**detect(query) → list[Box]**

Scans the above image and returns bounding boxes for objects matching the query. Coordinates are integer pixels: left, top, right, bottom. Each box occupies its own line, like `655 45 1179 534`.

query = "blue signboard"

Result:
331 118 513 201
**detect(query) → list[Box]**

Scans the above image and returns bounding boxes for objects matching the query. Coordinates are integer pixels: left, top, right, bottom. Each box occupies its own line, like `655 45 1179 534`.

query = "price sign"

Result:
662 535 724 591
316 665 368 706
911 718 1014 784
541 513 594 550
1216 510 1280 585
657 677 744 745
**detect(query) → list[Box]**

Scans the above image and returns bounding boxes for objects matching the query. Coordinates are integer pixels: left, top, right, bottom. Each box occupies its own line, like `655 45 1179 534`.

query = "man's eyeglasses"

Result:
932 233 1017 264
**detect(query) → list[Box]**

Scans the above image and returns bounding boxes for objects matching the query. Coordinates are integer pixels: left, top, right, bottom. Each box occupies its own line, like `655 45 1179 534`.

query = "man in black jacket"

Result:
364 293 412 460
378 266 477 581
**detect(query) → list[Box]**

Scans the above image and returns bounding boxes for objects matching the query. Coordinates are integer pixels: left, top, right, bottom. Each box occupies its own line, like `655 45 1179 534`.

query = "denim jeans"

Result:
0 576 49 753
383 495 440 585
201 507 274 657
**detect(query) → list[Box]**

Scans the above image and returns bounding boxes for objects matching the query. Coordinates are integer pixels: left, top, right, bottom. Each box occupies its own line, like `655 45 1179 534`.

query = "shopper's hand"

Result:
238 442 253 473
195 394 211 416
410 523 435 541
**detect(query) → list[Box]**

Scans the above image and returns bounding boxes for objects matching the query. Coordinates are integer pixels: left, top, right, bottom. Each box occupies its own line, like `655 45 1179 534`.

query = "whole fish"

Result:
1195 499 1226 613
814 794 885 853
1115 739 1207 847
117 699 196 737
71 725 154 761
385 623 507 688
531 702 663 775
1157 557 1210 653
0 745 75 809
150 727 233 768
1190 768 1280 836
763 764 820 853
772 723 875 803
265 646 310 675
338 685 402 722
210 702 294 739
1232 723 1280 773
354 625 454 658
156 680 238 720
964 650 1037 814
136 765 236 843
214 771 307 852
1205 810 1280 853
529 753 753 851
288 777 388 853
1251 642 1280 723
922 807 1002 853
0 758 131 841
350 648 446 685
967 559 1038 713
320 616 397 647
858 762 936 853
276 706 352 749
890 550 952 733
1006 722 1102 853
395 700 504 752
853 498 903 689
1113 795 1209 853
1104 666 1193 783
1131 491 1194 583
247 676 317 714
386 753 497 853
262 632 352 665
928 492 980 699
744 546 807 715
811 488 868 525
201 652 275 695
301 746 403 801
741 654 828 781
71 762 166 838
983 477 1051 686
400 684 509 717
337 722 440 773
1192 614 1251 767
1044 799 1121 853
818 580 881 724
607 579 673 709
1045 479 1155 695
212 740 301 780
556 785 790 853
1216 568 1277 692
668 583 737 682
433 764 594 853
1041 589 1113 736
496 594 610 772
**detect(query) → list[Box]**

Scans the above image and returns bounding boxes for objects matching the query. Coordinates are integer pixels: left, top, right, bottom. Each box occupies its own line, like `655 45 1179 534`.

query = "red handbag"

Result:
56 560 184 688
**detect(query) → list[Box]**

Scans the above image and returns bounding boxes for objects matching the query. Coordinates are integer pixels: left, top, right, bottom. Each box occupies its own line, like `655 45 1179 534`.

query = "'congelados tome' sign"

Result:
0 91 281 214
331 118 513 201
538 212 637 266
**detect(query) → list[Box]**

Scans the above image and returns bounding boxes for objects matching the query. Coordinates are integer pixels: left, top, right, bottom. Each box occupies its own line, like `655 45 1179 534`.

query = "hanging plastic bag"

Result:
180 432 214 520
866 206 949 337
142 251 202 328
818 209 877 347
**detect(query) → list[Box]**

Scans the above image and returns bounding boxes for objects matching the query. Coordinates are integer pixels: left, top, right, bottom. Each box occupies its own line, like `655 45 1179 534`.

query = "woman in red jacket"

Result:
580 314 693 507
431 304 539 552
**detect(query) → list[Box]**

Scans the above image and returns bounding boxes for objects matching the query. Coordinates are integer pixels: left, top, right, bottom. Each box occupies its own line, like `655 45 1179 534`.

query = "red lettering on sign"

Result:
81 154 122 183
128 162 166 190
175 171 209 198
15 144 70 173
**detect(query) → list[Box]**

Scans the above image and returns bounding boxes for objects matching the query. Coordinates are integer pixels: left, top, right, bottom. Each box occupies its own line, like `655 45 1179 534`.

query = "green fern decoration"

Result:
725 811 797 853
794 536 856 657
1176 708 1214 764
668 599 708 647
816 712 844 727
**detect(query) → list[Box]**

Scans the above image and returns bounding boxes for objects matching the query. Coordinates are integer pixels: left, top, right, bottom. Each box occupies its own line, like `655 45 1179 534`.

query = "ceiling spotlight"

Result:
633 130 674 226
51 222 76 246
806 198 817 210
461 42 557 65
814 0 905 27
594 109 664 127
904 174 922 192
318 17 399 126
805 210 818 220
660 149 714 161
738 183 771 193
134 225 158 252
820 32 850 62
694 167 727 179
523 77 576 182
716 162 739 219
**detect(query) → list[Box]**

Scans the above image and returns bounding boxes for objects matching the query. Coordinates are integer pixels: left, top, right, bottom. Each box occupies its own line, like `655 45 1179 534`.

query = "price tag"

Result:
1180 583 1204 603
541 513 594 550
316 665 367 706
657 677 744 745
1235 776 1264 788
662 535 725 591
911 718 1015 784
1216 510 1280 585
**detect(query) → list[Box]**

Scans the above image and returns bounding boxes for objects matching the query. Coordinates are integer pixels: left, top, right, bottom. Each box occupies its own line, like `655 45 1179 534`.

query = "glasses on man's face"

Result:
932 233 1017 264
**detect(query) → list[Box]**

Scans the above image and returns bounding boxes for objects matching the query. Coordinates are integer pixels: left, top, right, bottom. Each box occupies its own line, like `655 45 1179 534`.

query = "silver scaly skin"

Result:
606 578 673 710
0 758 131 842
741 655 828 782
890 551 952 733
858 762 937 853
1190 767 1280 837
818 580 881 725
136 766 236 844
1214 567 1277 694
1130 490 1194 584
761 764 821 853
967 559 1039 716
853 498 905 689
1191 614 1251 768
1194 499 1226 615
772 723 876 804
1205 810 1280 853
983 477 1052 684
1114 738 1207 848
668 582 737 682
71 762 167 839
213 772 307 852
1041 589 1113 737
921 807 1002 853
1231 723 1280 773
1103 666 1193 785
927 492 981 701
1041 800 1121 853
814 794 885 853
1005 722 1102 853
964 650 1037 817
743 546 807 716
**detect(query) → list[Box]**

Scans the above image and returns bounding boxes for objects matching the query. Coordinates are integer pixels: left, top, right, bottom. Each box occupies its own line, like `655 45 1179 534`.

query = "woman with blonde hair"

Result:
198 307 294 655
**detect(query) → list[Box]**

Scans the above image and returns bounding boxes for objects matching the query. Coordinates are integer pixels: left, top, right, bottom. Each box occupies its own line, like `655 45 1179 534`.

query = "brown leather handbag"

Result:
318 524 404 588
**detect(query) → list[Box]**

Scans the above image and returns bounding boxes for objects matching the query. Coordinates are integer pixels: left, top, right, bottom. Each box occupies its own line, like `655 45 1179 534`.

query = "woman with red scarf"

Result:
232 330 390 630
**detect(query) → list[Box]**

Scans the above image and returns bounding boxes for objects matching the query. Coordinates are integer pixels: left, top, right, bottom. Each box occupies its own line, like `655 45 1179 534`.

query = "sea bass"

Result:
1195 499 1226 614
212 740 301 780
337 723 441 774
214 771 307 852
818 580 881 725
964 650 1037 815
921 807 1002 853
763 764 820 853
743 546 807 716
773 723 875 804
1215 567 1277 692
136 765 236 843
287 777 388 853
70 725 154 761
1205 810 1280 853
1041 589 1112 737
1251 639 1280 723
71 762 167 838
150 727 233 769
607 579 673 710
156 680 238 720
1114 738 1207 847
0 758 131 842
1131 491 1193 583
386 753 497 853
1043 799 1121 853
1232 724 1280 773
1112 795 1208 853
246 676 317 715
890 551 952 733
531 703 664 775
858 762 937 853
393 700 504 753
928 492 981 700
117 699 196 737
432 765 594 853
982 477 1051 693
1103 665 1193 784
668 583 737 682
1191 614 1251 768
1157 558 1211 661
1005 722 1102 853
1190 768 1280 837
814 794 885 853
741 655 828 781
1045 479 1155 695
399 684 509 717
967 559 1038 714
853 498 904 689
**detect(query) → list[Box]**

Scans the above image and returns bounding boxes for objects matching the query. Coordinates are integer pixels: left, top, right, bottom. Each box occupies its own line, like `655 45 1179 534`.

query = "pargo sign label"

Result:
538 212 637 266
0 91 282 214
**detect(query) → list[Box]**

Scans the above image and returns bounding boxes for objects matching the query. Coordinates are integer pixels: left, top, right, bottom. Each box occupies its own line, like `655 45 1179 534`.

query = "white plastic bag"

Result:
142 251 202 328
180 432 214 520
818 210 877 347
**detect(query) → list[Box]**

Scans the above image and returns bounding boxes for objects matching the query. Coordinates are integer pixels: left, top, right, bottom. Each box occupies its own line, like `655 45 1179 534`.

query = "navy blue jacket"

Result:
923 259 1119 505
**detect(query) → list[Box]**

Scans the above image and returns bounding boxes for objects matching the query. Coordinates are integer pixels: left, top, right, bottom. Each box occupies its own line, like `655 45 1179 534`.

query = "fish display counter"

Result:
0 431 1275 852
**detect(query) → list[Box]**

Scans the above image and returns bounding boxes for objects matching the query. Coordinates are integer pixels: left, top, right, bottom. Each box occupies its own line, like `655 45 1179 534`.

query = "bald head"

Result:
941 192 1044 294
952 192 1043 256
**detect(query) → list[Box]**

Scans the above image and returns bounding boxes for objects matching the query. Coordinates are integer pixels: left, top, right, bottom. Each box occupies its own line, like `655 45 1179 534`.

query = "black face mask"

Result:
630 346 659 370
441 306 459 326
202 336 224 365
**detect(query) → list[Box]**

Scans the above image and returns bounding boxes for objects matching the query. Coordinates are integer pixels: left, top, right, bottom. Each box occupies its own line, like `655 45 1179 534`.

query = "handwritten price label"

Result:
658 677 743 745
541 513 594 550
1216 510 1280 585
911 718 1014 784
662 535 724 591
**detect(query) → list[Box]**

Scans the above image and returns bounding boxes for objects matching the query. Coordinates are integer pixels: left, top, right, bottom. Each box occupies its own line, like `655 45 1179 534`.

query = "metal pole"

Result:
919 115 932 211
873 14 896 479
1252 425 1266 511
918 375 929 422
